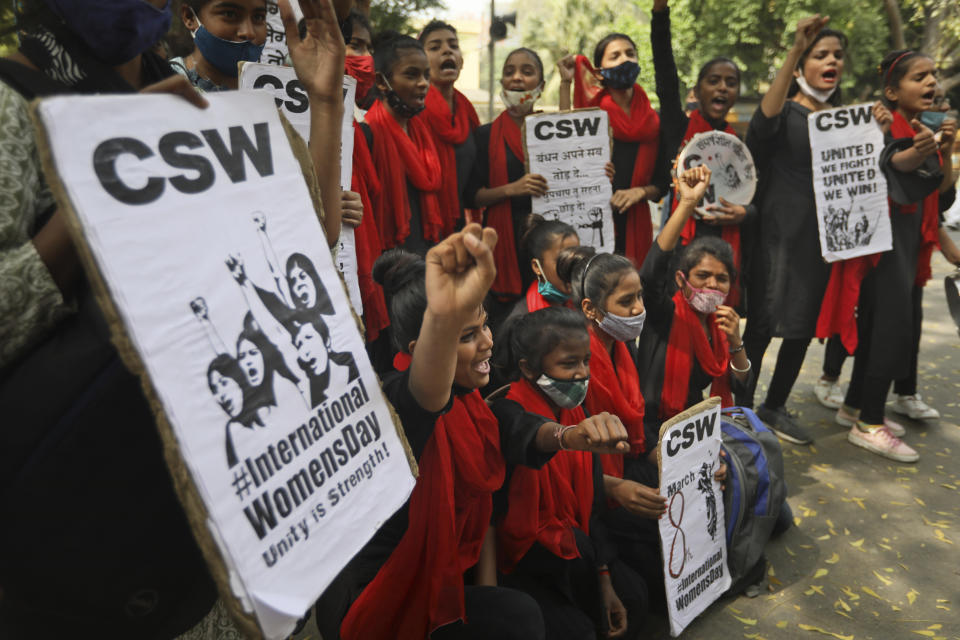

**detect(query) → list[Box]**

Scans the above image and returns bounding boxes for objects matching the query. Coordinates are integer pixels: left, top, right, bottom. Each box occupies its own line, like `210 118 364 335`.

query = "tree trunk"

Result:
882 0 906 50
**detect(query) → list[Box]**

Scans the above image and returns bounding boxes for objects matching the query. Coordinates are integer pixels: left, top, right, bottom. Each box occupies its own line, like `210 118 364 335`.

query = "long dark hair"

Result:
373 248 427 352
236 312 298 409
207 353 261 429
285 253 333 315
787 28 848 107
555 246 636 305
878 49 929 109
593 32 637 68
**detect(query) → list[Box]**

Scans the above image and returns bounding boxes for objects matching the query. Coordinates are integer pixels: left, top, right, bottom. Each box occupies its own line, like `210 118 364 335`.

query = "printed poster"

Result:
524 108 614 249
808 102 892 262
261 0 290 66
239 62 363 312
33 91 415 640
657 397 731 636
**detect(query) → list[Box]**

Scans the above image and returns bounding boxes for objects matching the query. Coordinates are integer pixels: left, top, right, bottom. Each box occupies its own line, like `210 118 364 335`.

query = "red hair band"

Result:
883 51 914 86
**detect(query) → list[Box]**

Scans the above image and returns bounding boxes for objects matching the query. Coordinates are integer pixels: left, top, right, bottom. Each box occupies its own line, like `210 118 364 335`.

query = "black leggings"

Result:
432 586 546 640
822 335 848 380
741 327 810 410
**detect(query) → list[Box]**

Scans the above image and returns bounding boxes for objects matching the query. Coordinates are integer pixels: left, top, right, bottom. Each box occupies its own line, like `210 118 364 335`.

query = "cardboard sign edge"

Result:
28 95 419 639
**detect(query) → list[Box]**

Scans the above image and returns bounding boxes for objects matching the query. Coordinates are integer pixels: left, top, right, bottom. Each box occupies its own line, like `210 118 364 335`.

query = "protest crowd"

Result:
1 0 958 639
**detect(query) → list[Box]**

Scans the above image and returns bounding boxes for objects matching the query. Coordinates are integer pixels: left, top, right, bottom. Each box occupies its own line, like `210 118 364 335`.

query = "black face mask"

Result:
380 75 425 118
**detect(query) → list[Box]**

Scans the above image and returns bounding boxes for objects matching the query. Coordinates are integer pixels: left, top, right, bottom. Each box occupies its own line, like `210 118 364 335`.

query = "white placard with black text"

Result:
657 398 731 637
808 103 892 262
524 109 614 250
36 91 415 640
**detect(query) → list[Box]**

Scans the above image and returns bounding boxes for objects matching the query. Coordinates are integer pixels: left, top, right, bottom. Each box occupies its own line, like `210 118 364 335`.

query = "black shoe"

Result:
757 404 813 444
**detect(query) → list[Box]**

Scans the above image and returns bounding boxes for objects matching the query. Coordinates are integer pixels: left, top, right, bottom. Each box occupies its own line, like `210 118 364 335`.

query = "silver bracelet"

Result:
729 358 751 374
556 424 577 450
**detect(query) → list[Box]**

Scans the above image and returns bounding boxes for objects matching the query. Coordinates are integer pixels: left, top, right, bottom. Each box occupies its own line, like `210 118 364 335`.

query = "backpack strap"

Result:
0 58 70 99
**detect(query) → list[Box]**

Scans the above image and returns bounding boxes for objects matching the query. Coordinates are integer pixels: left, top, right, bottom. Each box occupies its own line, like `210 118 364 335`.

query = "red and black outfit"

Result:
572 56 663 265
422 85 480 236
464 112 530 302
362 100 444 257
650 6 750 308
835 112 944 425
496 378 646 640
322 355 553 640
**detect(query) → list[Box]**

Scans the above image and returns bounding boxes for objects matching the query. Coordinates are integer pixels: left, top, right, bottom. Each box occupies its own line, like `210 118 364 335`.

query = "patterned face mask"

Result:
535 373 589 409
600 60 640 89
500 85 541 116
681 274 727 315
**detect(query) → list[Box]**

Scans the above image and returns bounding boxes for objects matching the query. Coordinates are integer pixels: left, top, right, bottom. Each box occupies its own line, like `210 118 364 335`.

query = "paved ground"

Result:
295 230 960 640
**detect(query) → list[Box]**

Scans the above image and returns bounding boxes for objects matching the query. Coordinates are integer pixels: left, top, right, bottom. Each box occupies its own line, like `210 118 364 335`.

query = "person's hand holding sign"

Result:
605 476 667 518
872 100 893 136
703 197 746 226
341 190 364 227
508 173 549 198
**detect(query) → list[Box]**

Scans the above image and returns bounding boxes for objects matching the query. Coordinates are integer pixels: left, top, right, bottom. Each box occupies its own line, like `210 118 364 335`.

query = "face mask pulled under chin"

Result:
501 85 541 116
47 0 172 66
536 373 589 409
380 76 425 118
191 16 265 77
794 74 837 104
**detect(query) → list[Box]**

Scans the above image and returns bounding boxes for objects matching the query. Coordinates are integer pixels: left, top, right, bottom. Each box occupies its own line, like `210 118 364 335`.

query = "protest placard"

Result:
261 0 291 66
32 91 416 640
524 109 614 249
808 103 892 262
239 62 363 313
675 131 756 217
657 397 730 637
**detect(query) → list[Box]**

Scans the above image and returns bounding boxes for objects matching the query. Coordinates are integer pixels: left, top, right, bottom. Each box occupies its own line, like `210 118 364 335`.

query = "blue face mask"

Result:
600 60 640 90
191 15 265 78
46 0 172 66
534 259 570 303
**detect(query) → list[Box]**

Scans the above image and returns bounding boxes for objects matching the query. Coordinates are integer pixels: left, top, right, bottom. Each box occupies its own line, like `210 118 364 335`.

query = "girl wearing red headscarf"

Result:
361 32 442 257
328 225 631 640
418 20 480 235
558 34 666 266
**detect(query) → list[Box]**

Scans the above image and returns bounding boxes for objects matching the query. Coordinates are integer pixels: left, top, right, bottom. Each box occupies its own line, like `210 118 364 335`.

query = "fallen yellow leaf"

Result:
836 598 851 612
907 588 919 605
731 614 757 626
934 529 954 544
826 553 840 564
912 631 936 637
873 570 893 586
815 568 829 579
850 538 865 548
862 586 884 600
928 625 942 630
916 497 927 506
776 621 788 629
797 623 854 640
817 534 832 541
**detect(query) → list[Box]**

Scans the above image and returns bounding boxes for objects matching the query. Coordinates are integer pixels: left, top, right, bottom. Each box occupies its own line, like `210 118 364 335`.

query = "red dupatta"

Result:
487 111 525 298
341 354 505 640
660 289 732 418
498 378 593 573
584 328 645 478
423 86 480 236
816 112 942 354
573 55 660 265
672 109 742 306
351 122 389 341
524 280 550 312
365 100 444 249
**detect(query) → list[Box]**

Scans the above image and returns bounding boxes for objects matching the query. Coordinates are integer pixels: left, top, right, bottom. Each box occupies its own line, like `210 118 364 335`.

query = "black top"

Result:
745 101 832 338
856 136 943 378
361 122 433 256
650 6 757 242
635 243 752 444
464 122 531 243
351 369 554 582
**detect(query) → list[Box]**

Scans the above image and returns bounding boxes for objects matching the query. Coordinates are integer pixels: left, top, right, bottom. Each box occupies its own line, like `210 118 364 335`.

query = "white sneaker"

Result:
883 417 906 437
813 379 845 409
835 406 859 427
889 394 940 420
847 424 919 462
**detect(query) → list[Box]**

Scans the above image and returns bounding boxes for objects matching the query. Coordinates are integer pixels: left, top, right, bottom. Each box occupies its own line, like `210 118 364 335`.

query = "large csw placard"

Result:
33 92 416 640
657 397 731 637
239 61 363 314
525 109 614 249
808 103 892 262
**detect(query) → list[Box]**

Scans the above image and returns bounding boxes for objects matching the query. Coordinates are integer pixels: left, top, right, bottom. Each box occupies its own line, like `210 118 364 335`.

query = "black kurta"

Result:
745 101 832 338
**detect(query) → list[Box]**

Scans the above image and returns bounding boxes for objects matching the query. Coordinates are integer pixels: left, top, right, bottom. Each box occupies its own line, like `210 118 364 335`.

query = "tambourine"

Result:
675 131 757 218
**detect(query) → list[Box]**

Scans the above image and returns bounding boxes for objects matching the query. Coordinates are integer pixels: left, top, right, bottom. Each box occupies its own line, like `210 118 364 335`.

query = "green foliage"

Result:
369 0 447 36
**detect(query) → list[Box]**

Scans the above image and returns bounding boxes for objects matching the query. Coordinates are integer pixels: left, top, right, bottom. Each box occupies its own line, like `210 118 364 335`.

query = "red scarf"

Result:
660 289 732 418
890 111 941 287
364 100 444 249
524 280 550 312
487 111 525 298
573 55 660 266
498 378 594 573
815 254 881 354
423 86 480 236
341 355 505 640
672 110 742 306
584 329 644 478
351 122 389 341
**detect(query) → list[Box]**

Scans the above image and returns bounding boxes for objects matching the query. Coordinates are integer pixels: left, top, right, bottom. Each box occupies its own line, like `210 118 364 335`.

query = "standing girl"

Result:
419 20 480 234
558 35 664 265
364 32 443 256
650 0 749 306
741 16 845 444
335 224 631 640
838 50 955 461
464 47 548 307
